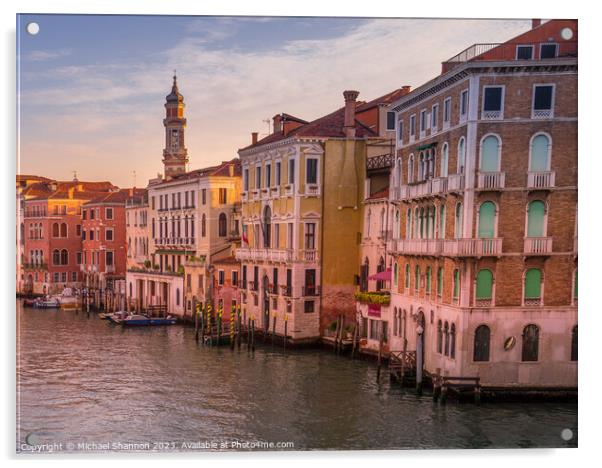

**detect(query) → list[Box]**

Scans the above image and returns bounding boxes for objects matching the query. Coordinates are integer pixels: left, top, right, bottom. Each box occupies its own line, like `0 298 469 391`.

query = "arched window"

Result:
437 267 443 297
60 223 67 237
441 143 449 177
437 320 443 353
524 268 542 303
52 222 59 237
529 133 551 171
450 324 456 359
408 154 414 183
201 214 206 237
376 256 385 291
60 249 68 265
405 264 410 289
419 207 425 239
473 325 491 361
454 203 463 238
573 269 578 303
480 135 501 172
453 269 460 301
262 206 271 246
406 209 411 239
414 208 420 238
426 267 432 295
418 152 425 181
444 321 450 356
414 265 420 292
527 200 546 237
571 325 578 361
52 249 60 265
176 288 180 306
478 201 496 238
396 158 402 187
457 137 466 174
393 263 398 286
439 205 446 239
522 324 540 362
476 269 494 301
394 209 400 239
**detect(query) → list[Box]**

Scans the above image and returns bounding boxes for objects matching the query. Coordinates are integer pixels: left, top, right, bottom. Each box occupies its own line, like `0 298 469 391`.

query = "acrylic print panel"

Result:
16 14 578 453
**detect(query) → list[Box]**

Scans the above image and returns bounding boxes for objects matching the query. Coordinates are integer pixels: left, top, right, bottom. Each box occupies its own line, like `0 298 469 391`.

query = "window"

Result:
454 203 463 239
305 223 316 250
516 45 534 60
540 43 558 59
219 188 227 204
457 137 466 174
571 325 578 361
409 115 416 137
414 266 420 292
573 270 578 303
304 300 315 313
438 205 446 239
90 209 95 220
106 207 113 220
408 154 414 183
218 270 225 285
450 324 456 359
76 252 82 265
437 267 443 297
440 143 449 177
201 214 206 237
476 269 493 301
243 168 249 191
82 210 87 220
425 267 432 294
431 104 438 130
76 224 81 236
444 322 450 356
219 213 227 237
71 271 77 282
52 249 60 265
288 159 295 184
202 189 207 205
369 320 379 340
265 164 271 188
524 269 542 304
453 269 460 301
419 109 427 132
60 249 68 265
482 86 504 119
460 89 469 117
52 223 59 237
242 266 247 289
443 98 451 123
529 133 551 171
473 325 490 361
306 158 318 184
106 228 114 241
522 324 539 361
480 135 501 172
90 230 95 241
106 251 113 266
527 200 546 237
405 264 410 289
437 320 443 353
386 111 395 131
532 85 554 118
477 201 496 238
275 162 281 186
393 263 398 286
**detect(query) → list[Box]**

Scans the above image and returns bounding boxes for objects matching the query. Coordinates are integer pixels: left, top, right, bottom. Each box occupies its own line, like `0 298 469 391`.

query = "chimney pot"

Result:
252 132 258 145
401 85 412 95
343 90 360 138
532 19 541 29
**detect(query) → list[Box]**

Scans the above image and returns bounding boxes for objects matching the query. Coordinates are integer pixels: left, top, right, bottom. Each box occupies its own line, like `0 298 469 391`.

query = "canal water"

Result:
16 300 577 452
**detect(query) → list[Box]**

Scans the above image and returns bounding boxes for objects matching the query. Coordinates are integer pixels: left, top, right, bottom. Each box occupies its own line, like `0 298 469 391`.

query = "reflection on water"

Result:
16 301 577 451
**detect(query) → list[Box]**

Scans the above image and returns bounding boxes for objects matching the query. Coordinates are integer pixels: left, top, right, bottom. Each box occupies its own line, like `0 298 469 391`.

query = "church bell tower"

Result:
162 73 188 178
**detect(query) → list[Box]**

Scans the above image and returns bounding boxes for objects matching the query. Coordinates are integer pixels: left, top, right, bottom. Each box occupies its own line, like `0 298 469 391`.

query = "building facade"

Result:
381 19 577 388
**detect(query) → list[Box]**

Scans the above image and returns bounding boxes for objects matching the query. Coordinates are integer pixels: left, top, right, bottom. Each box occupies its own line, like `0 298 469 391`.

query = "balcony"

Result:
304 184 320 196
447 174 465 192
477 172 505 190
481 110 503 120
524 237 553 255
527 171 555 189
302 285 321 297
281 285 292 297
154 237 196 247
235 247 316 263
391 174 466 202
531 108 554 119
388 237 502 257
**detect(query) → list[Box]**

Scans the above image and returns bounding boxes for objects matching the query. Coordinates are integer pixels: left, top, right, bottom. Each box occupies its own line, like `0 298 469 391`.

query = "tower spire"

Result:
162 74 188 179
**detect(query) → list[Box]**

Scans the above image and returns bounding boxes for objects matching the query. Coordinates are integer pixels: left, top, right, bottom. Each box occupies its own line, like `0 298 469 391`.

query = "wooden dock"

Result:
432 374 482 403
388 350 417 387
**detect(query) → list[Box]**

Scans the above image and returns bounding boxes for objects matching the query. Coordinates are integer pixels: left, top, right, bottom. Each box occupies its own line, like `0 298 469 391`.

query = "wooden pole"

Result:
217 306 222 347
351 321 358 359
230 307 235 350
377 322 384 381
339 316 346 355
283 314 288 352
333 316 341 354
251 318 255 352
200 303 205 343
237 305 242 350
193 297 199 342
272 313 277 347
247 318 251 351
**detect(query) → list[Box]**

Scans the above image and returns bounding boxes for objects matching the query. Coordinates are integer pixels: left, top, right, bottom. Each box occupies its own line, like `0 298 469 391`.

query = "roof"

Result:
84 188 146 206
356 88 411 112
158 158 241 184
240 104 378 151
214 255 240 265
21 179 118 202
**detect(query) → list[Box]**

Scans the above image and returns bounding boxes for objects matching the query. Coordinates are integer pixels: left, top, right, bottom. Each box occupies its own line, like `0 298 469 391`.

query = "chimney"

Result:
129 188 134 197
343 90 360 138
401 85 412 95
68 187 75 199
273 114 282 134
532 19 541 29
251 132 258 145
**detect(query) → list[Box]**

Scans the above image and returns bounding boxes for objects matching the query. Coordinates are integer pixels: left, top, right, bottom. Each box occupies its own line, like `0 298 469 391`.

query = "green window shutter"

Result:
405 264 410 288
437 268 443 295
530 135 550 171
574 270 578 299
480 136 499 172
415 266 420 291
453 269 460 298
524 269 542 299
527 200 545 237
476 269 494 299
478 202 496 238
426 267 431 291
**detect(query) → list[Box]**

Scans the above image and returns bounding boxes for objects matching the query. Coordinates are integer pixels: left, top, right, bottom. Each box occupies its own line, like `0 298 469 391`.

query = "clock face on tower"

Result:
170 129 179 151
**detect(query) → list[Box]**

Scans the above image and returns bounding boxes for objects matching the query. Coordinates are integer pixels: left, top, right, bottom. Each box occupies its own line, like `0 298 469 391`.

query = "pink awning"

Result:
368 269 392 281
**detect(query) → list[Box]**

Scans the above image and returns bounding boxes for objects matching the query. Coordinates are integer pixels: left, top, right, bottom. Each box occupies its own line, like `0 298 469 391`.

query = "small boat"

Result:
22 298 37 307
121 314 151 326
33 297 60 309
107 310 129 324
150 316 177 326
98 312 113 320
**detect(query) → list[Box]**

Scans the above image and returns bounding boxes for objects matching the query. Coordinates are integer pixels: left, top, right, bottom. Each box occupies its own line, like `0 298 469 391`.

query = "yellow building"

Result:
237 89 407 343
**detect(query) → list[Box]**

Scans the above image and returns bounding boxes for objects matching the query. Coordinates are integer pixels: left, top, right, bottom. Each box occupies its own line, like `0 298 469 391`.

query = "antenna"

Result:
72 170 78 181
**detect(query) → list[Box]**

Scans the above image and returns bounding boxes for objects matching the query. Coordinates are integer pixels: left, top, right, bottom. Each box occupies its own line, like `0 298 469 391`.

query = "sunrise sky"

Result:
17 15 531 187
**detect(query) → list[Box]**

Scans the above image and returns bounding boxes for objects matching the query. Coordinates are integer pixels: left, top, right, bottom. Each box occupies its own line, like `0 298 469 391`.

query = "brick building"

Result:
372 19 578 388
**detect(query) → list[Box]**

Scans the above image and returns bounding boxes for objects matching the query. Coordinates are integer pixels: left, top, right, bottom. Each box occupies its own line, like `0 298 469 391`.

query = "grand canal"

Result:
16 300 577 452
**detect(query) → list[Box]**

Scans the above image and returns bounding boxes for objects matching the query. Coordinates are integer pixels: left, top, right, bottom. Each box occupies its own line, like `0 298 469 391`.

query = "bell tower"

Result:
162 73 188 178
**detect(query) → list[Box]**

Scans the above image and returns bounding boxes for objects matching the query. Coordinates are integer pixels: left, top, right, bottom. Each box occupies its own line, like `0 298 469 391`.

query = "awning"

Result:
368 269 392 281
415 142 438 150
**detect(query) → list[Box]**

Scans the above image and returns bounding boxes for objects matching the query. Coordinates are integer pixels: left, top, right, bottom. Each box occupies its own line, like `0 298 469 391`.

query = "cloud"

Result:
19 18 530 186
25 48 71 62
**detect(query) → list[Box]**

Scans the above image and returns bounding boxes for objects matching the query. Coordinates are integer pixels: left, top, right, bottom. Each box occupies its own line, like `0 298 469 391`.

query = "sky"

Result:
17 15 531 187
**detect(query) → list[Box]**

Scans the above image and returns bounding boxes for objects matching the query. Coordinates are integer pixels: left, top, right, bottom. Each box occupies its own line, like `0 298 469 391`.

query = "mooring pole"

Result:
193 297 199 342
416 326 424 395
283 314 288 352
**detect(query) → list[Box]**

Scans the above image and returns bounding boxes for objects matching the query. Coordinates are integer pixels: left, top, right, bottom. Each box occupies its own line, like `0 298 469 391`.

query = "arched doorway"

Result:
262 274 270 332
